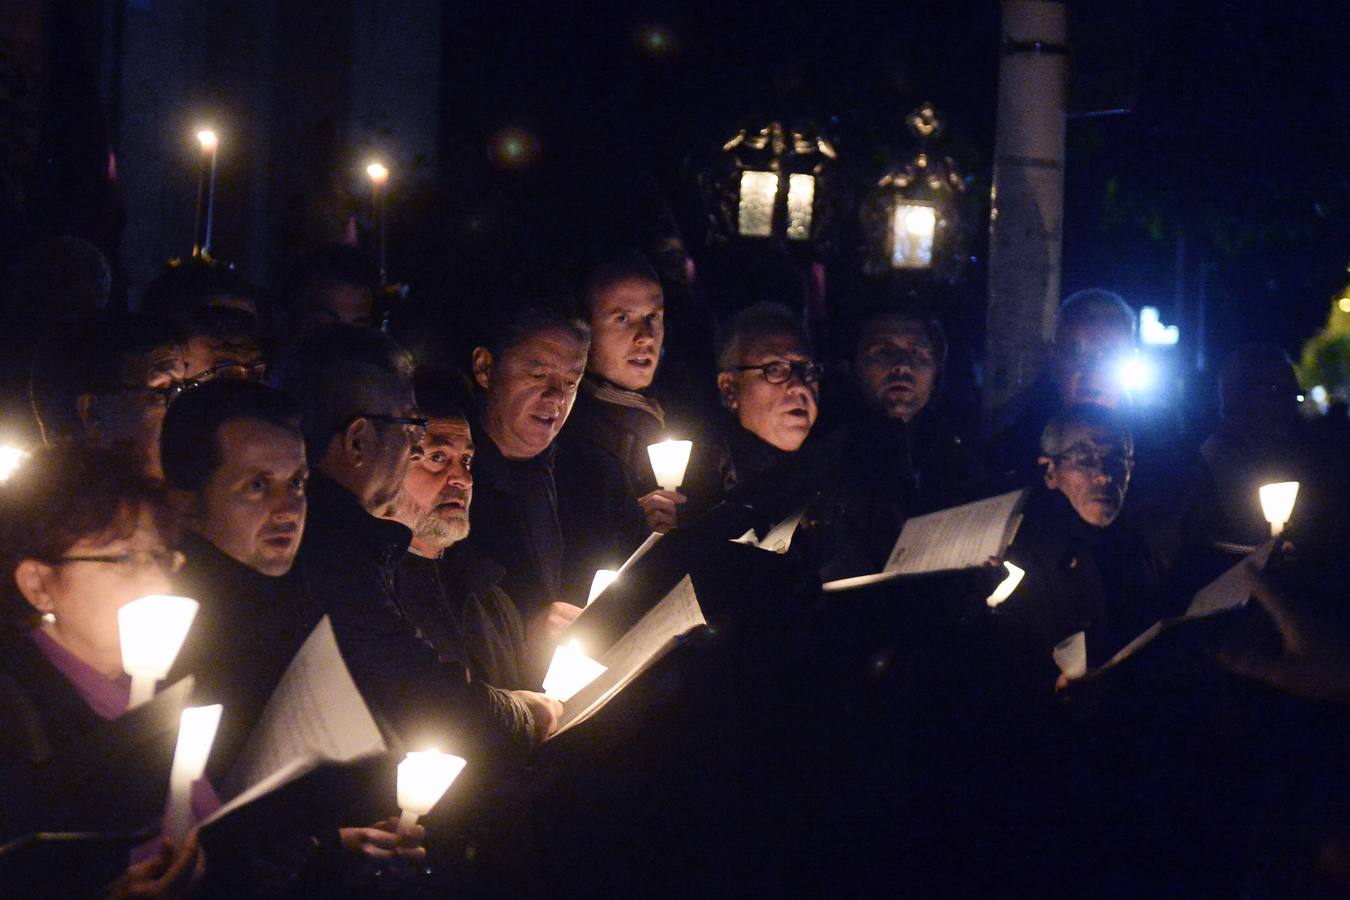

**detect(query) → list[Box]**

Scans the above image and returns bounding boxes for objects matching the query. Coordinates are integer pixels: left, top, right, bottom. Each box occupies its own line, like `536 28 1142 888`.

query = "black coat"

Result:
455 418 564 617
294 471 536 764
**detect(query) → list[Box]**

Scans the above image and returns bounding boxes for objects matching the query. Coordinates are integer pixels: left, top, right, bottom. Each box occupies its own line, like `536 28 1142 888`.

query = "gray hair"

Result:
1039 403 1134 458
715 301 812 371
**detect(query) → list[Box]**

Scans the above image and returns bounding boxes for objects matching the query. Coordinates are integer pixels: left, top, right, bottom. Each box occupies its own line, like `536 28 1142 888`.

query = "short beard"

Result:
414 513 468 549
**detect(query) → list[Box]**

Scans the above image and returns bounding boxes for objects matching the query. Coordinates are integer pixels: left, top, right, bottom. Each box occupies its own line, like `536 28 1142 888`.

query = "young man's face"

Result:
392 417 474 555
475 326 588 461
1041 424 1133 527
853 314 937 422
587 277 664 391
717 332 820 452
193 418 308 576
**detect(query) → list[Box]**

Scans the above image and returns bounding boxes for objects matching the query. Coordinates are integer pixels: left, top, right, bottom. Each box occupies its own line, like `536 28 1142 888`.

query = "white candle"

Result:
164 704 222 841
985 561 1026 609
647 439 692 492
397 750 467 833
1053 631 1087 680
1258 481 1299 537
587 569 619 606
119 595 199 707
542 639 607 703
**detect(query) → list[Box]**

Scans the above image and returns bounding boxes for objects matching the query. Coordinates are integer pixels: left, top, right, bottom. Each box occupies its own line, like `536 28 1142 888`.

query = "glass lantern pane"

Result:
786 173 815 241
890 202 936 268
737 171 778 237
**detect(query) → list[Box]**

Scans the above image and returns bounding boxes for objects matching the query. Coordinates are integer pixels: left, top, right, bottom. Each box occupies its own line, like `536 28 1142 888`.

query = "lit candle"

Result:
119 595 199 707
1258 481 1299 537
890 201 936 269
542 639 607 702
587 569 619 606
397 749 467 834
193 129 218 258
163 704 222 840
985 561 1026 608
737 170 778 237
646 439 692 492
366 162 390 286
0 445 28 482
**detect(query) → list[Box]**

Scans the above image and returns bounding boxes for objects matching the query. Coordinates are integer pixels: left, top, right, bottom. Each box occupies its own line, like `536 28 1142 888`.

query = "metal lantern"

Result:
704 119 838 249
861 103 968 278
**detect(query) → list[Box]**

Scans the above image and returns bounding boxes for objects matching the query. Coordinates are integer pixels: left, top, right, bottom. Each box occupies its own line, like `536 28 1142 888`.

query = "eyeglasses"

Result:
109 382 191 407
188 360 267 384
58 548 186 574
1050 451 1135 476
733 360 824 386
354 413 430 438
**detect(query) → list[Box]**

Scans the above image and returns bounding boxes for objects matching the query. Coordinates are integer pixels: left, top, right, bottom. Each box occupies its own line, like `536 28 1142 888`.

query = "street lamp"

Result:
704 119 838 249
860 103 968 278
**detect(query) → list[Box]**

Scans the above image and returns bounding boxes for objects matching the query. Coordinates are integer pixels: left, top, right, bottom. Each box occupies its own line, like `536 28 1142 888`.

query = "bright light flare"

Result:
1139 306 1180 345
0 445 29 482
542 639 607 702
1116 352 1155 393
118 595 199 706
587 569 619 606
1258 481 1299 536
366 162 389 184
397 749 467 832
985 562 1026 608
196 129 218 151
647 439 692 492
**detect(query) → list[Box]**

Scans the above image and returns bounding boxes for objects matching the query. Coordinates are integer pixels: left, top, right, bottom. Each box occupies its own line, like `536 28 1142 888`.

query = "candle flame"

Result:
366 162 389 184
197 129 218 151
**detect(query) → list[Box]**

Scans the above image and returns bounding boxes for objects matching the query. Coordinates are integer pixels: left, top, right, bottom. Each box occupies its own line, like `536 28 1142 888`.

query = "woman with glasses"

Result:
0 443 205 896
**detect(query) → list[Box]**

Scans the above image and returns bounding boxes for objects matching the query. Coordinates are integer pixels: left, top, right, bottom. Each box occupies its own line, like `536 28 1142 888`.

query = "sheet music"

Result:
221 617 385 799
551 576 706 738
733 504 809 554
1185 539 1276 618
884 490 1026 575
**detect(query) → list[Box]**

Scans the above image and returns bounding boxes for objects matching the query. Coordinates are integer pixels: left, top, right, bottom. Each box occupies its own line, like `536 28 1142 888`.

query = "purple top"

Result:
30 629 222 859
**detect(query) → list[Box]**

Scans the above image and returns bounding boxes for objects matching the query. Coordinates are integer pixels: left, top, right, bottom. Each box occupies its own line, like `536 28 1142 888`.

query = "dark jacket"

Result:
397 542 531 691
455 417 564 617
294 471 536 763
168 530 321 783
812 408 987 579
995 488 1171 683
554 384 658 606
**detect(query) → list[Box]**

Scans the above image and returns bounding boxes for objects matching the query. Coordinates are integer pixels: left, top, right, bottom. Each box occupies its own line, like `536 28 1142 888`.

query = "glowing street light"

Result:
397 750 467 834
192 128 219 259
861 103 968 278
164 704 222 840
1259 481 1299 536
647 439 692 492
706 119 837 248
118 595 199 707
542 639 607 702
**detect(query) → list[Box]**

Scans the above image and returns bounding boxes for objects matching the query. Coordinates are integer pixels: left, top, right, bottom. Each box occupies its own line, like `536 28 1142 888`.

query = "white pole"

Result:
984 0 1068 437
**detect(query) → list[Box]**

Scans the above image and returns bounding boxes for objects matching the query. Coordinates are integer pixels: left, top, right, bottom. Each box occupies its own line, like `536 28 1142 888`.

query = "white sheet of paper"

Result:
616 532 663 577
551 576 706 738
732 504 808 554
1185 539 1276 618
220 616 386 800
884 490 1026 575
